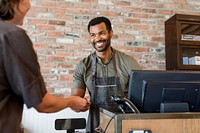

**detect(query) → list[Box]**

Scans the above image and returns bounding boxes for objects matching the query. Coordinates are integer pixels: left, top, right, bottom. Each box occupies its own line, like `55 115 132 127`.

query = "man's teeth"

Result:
96 42 103 46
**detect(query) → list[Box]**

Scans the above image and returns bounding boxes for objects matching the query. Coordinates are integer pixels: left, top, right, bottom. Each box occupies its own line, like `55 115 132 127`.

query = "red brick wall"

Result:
23 0 200 96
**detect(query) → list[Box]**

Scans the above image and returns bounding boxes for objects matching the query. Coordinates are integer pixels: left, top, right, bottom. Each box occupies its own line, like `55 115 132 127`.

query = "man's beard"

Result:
92 39 111 52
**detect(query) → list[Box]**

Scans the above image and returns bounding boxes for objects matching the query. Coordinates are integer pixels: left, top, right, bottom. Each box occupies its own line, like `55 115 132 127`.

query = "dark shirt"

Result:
0 20 47 133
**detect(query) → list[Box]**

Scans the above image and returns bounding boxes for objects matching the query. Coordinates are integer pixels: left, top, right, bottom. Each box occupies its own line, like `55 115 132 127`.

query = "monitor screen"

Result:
128 70 200 113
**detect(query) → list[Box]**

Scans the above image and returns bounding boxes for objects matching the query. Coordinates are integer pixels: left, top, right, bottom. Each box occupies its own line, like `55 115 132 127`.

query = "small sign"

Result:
129 130 151 133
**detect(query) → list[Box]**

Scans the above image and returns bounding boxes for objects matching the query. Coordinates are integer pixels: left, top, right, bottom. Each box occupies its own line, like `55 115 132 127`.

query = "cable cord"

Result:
103 114 117 133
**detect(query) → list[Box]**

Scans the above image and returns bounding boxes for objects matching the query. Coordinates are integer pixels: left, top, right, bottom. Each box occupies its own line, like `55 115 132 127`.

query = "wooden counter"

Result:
100 109 200 133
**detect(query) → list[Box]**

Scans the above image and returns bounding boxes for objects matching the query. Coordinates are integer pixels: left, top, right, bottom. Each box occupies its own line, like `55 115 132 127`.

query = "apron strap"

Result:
92 52 97 80
112 53 118 86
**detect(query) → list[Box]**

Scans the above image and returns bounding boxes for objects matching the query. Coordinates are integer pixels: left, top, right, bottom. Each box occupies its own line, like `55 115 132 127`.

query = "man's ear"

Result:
109 30 113 37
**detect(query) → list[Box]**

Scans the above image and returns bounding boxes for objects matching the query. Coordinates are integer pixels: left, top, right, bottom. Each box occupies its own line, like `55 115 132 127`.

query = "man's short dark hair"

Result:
87 16 112 33
0 0 20 20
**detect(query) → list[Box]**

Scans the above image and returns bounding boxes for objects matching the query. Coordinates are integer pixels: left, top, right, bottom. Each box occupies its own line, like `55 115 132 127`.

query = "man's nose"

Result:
94 34 101 40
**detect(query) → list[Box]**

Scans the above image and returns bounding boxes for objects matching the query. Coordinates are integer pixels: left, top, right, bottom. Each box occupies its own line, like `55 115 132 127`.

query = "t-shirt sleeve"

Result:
117 51 142 95
129 56 142 71
72 61 86 89
2 29 47 108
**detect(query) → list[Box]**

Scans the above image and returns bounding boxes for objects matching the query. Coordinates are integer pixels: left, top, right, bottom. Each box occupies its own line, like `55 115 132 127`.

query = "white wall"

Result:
22 105 88 133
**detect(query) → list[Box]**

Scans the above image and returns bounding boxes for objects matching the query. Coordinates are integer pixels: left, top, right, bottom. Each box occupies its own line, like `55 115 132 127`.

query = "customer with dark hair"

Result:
71 16 141 132
0 0 89 133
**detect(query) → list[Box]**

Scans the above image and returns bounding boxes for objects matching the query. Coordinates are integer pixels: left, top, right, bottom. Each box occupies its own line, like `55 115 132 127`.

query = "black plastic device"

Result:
111 95 140 113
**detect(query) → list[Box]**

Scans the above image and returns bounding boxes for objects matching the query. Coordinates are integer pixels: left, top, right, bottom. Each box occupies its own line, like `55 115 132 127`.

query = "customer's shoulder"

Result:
0 21 24 35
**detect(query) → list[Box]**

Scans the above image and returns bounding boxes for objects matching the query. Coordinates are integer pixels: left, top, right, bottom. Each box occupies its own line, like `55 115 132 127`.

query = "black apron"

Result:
87 53 125 133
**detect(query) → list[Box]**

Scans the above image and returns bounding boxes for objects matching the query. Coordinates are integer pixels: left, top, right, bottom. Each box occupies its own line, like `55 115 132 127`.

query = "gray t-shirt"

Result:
0 20 47 133
72 48 141 95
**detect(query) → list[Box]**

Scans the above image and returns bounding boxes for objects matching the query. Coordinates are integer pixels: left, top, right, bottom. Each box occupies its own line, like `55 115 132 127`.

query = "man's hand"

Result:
69 96 90 112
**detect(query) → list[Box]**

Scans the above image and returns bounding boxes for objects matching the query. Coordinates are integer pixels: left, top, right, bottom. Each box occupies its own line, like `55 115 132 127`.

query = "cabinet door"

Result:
179 45 200 70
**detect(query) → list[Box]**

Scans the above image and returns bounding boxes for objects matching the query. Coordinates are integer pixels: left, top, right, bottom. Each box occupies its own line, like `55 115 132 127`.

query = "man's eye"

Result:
100 32 105 35
90 34 95 37
102 31 107 34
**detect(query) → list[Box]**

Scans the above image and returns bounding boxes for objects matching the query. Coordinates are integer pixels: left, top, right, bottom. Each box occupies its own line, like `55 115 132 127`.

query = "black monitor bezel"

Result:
128 70 200 113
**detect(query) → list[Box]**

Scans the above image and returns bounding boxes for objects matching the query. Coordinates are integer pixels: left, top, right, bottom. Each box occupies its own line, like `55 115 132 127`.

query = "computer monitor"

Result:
128 70 200 113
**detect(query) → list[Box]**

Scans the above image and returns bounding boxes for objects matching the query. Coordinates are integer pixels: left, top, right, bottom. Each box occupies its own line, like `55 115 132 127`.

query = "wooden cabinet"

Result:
165 14 200 70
